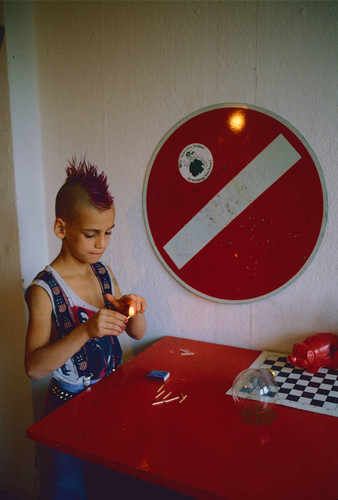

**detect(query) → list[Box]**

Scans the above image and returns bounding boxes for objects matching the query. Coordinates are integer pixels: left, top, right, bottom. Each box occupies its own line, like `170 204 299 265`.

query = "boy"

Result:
25 158 146 498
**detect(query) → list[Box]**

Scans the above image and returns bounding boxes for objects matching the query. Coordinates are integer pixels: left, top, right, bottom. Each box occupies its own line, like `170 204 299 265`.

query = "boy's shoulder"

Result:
25 274 53 309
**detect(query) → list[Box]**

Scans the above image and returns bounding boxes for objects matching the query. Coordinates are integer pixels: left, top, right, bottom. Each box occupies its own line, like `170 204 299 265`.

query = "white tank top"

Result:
29 265 101 386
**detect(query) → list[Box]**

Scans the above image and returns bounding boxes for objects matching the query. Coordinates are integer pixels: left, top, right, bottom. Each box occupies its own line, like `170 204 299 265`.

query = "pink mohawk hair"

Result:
65 157 114 210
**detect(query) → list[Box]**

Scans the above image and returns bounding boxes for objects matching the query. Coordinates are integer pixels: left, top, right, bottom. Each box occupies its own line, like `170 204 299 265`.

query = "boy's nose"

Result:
95 235 105 249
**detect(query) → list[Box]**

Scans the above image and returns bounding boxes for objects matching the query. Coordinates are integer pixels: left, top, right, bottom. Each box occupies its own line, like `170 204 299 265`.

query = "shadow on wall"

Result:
30 378 50 421
0 26 4 47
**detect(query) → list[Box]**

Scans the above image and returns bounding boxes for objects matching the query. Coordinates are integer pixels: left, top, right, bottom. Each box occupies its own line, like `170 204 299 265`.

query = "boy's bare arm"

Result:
25 286 88 380
107 268 147 341
25 286 128 380
125 309 147 340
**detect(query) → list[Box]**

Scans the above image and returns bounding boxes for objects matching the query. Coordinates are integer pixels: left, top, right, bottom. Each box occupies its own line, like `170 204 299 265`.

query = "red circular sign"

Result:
143 104 327 303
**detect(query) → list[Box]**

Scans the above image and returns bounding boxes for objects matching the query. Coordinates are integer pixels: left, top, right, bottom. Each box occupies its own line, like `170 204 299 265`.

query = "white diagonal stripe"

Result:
163 134 301 269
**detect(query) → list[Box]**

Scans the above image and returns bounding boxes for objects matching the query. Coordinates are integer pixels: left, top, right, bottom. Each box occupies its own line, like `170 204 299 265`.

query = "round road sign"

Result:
142 104 327 303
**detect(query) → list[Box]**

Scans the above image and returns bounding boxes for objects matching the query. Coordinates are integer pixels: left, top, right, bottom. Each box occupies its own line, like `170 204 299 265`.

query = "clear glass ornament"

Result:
232 368 278 415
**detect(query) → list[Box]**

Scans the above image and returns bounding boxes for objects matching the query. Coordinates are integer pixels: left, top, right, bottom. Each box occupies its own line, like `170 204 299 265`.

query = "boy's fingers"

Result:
104 293 142 317
104 292 114 303
104 293 119 308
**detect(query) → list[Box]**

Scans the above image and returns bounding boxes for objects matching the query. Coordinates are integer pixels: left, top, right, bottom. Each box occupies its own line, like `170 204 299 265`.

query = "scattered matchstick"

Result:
152 384 188 406
152 396 180 406
164 396 180 403
155 390 166 399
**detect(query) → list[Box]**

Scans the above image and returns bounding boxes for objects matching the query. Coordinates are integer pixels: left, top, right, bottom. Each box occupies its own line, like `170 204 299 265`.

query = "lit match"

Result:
127 304 135 320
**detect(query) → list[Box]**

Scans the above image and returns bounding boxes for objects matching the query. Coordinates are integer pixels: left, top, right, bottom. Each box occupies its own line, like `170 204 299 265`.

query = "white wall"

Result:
5 0 48 286
3 1 338 498
33 0 337 355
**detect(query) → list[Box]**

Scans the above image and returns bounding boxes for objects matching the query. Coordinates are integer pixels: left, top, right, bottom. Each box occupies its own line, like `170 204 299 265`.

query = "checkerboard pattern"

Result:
249 352 338 417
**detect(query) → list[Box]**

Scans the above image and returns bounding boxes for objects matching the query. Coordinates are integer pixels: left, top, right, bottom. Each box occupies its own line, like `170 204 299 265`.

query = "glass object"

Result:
232 368 278 414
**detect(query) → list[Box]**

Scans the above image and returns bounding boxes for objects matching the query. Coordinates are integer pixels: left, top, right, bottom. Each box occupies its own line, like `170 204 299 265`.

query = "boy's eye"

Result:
84 232 111 238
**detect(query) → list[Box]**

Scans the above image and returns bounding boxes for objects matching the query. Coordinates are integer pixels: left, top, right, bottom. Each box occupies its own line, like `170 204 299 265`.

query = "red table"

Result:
26 336 338 500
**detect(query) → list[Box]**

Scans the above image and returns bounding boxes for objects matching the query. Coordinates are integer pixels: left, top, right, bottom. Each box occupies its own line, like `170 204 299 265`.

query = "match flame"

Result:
128 304 135 318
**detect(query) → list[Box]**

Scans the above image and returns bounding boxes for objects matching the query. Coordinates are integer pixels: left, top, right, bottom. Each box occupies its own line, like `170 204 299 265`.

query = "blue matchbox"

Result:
146 370 170 381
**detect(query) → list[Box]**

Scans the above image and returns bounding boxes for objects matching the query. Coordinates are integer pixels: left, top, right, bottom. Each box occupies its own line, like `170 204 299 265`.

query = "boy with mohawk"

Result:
25 158 146 498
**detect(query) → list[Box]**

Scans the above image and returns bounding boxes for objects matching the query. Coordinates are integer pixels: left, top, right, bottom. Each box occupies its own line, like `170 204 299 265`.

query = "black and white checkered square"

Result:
250 352 338 417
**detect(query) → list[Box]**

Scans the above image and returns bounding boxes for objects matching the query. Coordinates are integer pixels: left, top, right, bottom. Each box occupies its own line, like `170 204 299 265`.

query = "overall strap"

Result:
90 262 122 371
90 262 114 308
90 262 123 367
34 270 77 336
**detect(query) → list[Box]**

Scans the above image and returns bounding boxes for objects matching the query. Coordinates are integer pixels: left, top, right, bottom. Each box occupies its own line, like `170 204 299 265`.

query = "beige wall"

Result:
0 2 37 498
2 1 338 498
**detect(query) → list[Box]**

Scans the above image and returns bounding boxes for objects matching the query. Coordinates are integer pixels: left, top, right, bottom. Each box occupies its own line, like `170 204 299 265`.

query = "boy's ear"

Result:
54 218 66 239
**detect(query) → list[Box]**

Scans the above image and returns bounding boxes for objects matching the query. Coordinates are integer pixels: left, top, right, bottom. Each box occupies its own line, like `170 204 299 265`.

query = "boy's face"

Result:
59 205 115 264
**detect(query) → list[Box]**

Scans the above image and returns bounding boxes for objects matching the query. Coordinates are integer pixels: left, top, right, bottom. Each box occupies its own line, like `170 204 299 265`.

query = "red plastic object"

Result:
26 336 338 500
288 333 338 373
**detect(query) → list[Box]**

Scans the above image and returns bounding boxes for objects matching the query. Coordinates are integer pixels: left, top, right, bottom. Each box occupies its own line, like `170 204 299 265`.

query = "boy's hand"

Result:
104 293 147 317
84 308 127 339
